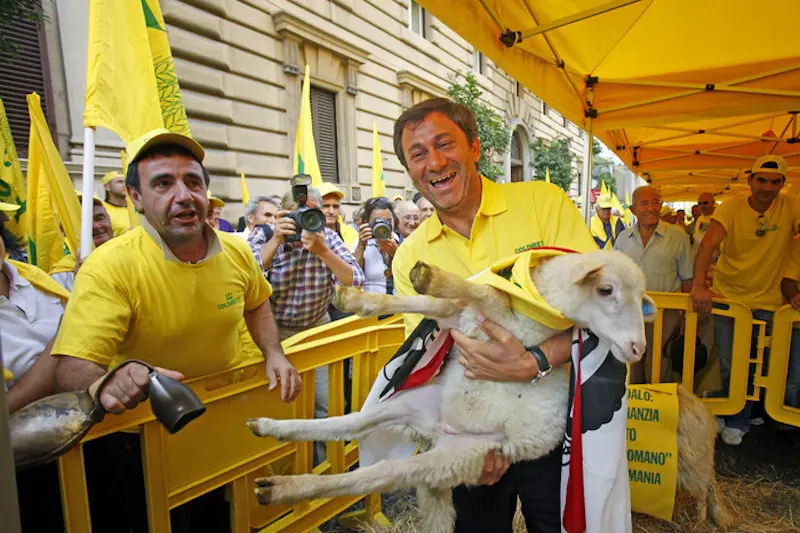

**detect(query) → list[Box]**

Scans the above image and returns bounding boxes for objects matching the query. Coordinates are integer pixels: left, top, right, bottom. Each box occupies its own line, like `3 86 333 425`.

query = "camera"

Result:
284 174 326 243
370 217 392 241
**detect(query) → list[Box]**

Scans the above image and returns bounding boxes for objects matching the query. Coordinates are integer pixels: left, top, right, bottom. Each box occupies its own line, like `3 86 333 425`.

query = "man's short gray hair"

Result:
244 196 278 217
280 188 323 210
308 187 323 206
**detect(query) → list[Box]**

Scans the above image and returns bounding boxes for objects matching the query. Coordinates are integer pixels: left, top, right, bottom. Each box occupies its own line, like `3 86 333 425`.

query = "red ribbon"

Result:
563 330 586 533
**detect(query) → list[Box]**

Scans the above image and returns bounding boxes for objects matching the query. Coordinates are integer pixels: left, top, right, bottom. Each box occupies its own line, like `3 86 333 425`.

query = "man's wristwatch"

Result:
526 346 552 384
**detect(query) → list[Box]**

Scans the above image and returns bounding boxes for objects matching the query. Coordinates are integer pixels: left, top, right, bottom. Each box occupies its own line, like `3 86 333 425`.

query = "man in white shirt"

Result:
235 196 279 240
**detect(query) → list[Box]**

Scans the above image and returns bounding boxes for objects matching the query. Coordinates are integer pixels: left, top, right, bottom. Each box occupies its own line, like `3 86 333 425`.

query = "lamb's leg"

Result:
333 286 464 318
247 384 441 442
254 434 498 507
417 486 456 533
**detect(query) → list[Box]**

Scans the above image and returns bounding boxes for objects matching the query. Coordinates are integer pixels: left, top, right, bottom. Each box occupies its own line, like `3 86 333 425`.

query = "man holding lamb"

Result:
388 97 598 533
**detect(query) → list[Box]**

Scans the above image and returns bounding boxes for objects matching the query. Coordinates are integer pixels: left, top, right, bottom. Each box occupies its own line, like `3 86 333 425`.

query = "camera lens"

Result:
299 208 326 232
372 222 391 240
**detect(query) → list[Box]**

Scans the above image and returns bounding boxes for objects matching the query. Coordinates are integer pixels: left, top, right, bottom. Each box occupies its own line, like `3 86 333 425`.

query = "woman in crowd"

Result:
353 197 400 294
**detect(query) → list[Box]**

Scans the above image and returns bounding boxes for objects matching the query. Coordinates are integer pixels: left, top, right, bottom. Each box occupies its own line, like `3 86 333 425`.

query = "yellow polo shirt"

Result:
393 177 597 335
53 220 271 378
103 201 131 237
712 195 800 310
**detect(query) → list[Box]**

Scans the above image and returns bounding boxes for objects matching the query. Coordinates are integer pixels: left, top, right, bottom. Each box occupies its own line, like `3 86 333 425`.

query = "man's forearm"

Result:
537 329 573 368
680 280 693 293
318 249 355 286
353 244 366 268
245 300 285 361
8 339 59 413
54 356 107 392
782 278 800 301
692 246 713 290
260 239 281 271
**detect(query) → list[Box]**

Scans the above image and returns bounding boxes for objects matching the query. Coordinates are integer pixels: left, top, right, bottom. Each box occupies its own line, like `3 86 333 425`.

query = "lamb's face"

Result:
562 251 657 364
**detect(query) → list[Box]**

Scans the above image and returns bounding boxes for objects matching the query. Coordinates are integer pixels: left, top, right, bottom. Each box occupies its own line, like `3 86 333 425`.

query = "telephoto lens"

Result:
370 217 392 240
284 207 326 243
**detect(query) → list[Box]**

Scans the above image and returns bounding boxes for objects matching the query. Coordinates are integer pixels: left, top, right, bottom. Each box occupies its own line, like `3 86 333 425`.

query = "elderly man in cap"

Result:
51 128 301 531
101 170 131 236
206 193 233 231
591 194 626 249
693 154 800 446
318 181 358 250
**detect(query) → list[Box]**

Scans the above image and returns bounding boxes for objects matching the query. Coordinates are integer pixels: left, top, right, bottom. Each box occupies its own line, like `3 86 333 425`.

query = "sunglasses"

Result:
699 201 712 206
756 215 767 237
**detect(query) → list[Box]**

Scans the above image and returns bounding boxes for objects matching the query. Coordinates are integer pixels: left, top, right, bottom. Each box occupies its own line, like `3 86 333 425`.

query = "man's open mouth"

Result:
430 171 456 189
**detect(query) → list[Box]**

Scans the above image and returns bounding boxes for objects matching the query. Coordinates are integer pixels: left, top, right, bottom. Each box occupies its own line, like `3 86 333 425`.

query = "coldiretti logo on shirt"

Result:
217 292 242 310
514 240 544 254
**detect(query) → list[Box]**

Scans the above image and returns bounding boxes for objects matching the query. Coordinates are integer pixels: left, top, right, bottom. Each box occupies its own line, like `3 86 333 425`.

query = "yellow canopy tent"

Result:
416 0 800 211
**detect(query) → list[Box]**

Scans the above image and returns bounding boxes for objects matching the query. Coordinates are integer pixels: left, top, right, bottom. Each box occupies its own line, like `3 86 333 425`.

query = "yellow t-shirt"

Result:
712 195 800 310
392 178 597 336
53 223 272 378
103 200 131 237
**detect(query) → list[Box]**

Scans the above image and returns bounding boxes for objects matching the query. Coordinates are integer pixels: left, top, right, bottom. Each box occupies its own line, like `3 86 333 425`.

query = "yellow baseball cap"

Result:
126 128 205 164
595 195 613 209
74 189 103 205
751 154 788 177
660 204 674 217
392 195 404 202
102 171 123 185
0 201 20 212
206 191 225 209
317 182 344 199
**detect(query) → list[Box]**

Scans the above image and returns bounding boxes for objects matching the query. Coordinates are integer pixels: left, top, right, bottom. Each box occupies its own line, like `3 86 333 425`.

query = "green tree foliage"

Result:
447 71 510 182
529 137 574 192
0 0 45 58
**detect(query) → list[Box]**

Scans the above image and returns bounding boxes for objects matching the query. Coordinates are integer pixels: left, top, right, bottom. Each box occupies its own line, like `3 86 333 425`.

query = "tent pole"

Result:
582 120 594 226
80 127 96 260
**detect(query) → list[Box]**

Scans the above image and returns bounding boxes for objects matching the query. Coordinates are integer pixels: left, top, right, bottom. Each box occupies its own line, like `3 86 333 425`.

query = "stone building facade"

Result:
4 0 586 220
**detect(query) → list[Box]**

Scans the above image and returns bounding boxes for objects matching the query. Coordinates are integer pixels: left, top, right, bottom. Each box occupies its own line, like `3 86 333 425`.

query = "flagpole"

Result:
80 127 96 259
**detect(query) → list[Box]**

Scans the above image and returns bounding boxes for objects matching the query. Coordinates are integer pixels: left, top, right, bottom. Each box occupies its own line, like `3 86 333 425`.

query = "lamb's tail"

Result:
707 475 733 531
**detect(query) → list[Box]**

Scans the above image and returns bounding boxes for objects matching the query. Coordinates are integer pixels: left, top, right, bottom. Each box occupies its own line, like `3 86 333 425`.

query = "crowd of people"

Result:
1 96 799 533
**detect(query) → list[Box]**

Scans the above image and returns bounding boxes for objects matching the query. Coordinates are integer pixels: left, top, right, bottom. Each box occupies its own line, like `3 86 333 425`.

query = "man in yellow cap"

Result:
101 170 131 236
318 181 359 250
51 128 301 530
591 194 626 249
693 154 800 446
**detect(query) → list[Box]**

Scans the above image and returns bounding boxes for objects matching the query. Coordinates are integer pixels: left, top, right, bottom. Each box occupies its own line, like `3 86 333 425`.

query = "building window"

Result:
409 1 427 38
542 102 550 115
473 50 486 76
0 17 50 157
515 81 523 98
310 86 339 183
510 129 523 182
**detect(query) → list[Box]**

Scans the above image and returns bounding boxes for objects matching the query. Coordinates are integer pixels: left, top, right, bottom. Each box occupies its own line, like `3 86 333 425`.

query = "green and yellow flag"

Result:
293 65 322 187
601 180 610 198
120 149 140 228
372 122 385 198
27 93 81 272
241 173 250 207
84 0 189 142
0 97 29 254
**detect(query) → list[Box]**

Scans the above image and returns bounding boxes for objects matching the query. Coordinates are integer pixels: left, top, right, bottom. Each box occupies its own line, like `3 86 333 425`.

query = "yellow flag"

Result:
293 65 322 187
545 167 551 183
625 190 631 208
84 0 189 142
601 180 610 197
372 122 385 198
338 215 359 250
27 93 81 272
142 0 190 136
0 97 29 254
241 173 250 207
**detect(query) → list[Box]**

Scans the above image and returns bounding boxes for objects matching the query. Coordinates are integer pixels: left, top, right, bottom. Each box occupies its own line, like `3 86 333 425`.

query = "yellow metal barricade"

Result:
764 305 800 428
645 293 755 417
57 314 403 533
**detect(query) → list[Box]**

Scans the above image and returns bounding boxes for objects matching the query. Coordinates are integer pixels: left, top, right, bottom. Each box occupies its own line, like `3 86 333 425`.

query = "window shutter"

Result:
0 17 49 158
310 87 339 183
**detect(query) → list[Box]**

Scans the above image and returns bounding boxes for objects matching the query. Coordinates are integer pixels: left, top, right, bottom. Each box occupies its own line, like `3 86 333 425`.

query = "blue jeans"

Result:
710 309 774 432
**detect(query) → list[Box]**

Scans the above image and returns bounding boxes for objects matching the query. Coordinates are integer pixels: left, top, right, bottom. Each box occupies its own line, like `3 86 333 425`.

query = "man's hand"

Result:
73 256 85 275
451 315 536 382
96 362 184 414
265 353 302 402
270 214 297 246
477 450 510 485
301 229 329 257
691 285 717 314
378 238 398 257
790 293 800 311
357 223 373 246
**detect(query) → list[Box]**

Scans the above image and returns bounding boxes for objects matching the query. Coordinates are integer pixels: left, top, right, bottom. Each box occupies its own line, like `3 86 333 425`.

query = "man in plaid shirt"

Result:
247 185 364 462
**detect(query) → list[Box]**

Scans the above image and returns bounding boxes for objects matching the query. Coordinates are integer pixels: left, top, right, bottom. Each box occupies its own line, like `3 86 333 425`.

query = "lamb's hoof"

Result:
410 261 434 294
254 476 293 505
247 418 277 437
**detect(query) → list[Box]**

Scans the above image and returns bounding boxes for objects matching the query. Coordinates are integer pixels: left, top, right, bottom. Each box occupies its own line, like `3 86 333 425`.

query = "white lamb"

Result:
248 250 731 532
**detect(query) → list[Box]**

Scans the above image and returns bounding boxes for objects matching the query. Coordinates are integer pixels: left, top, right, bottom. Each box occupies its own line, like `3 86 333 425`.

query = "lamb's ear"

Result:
570 260 604 285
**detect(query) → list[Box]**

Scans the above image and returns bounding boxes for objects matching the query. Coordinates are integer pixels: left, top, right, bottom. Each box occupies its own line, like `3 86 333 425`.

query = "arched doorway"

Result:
510 128 524 182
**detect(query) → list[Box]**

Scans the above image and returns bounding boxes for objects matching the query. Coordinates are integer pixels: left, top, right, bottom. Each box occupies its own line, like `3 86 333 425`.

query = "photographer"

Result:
247 176 364 462
354 197 400 294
